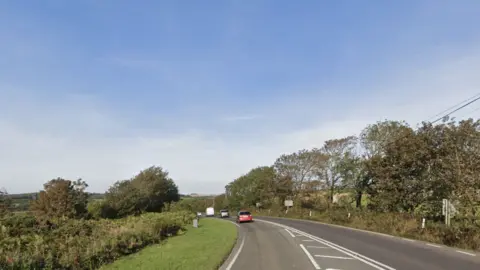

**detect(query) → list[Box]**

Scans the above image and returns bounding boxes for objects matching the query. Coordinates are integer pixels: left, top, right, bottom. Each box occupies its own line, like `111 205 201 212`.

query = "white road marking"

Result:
315 255 354 260
285 228 296 237
302 239 315 242
427 244 442 248
227 220 241 228
307 246 329 249
402 238 415 242
300 244 321 269
256 219 396 270
455 250 476 256
225 236 246 270
326 268 342 270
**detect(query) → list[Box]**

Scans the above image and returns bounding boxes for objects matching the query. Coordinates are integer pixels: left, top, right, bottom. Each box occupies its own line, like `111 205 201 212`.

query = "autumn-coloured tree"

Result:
30 178 89 221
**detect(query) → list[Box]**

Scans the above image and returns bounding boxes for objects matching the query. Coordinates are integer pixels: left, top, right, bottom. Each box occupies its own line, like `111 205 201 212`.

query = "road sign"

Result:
284 200 293 207
442 199 457 226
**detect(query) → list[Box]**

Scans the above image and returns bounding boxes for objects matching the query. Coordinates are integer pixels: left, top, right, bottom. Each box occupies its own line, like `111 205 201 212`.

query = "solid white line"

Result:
285 228 296 237
455 250 476 256
403 238 415 242
302 239 315 242
256 219 395 270
307 246 329 249
225 236 246 270
300 244 321 269
326 268 341 270
228 220 241 228
427 244 442 248
315 255 354 260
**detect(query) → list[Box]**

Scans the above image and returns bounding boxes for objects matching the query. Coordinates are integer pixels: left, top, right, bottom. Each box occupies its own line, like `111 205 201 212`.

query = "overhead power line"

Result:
431 94 480 124
375 93 480 151
427 93 480 122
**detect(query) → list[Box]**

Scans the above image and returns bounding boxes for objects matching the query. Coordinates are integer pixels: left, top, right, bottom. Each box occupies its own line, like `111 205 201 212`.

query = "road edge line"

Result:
256 219 395 270
285 228 296 237
218 219 245 270
257 215 478 257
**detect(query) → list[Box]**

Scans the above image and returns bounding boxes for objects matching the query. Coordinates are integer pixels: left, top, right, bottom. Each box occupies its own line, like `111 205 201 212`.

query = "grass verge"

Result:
101 218 237 270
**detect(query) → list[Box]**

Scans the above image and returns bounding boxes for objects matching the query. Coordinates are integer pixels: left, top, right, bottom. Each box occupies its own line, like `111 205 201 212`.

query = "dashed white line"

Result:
455 250 476 256
302 239 315 242
284 228 296 237
225 236 245 270
300 244 321 269
427 244 442 248
256 219 396 270
402 238 415 242
315 255 354 260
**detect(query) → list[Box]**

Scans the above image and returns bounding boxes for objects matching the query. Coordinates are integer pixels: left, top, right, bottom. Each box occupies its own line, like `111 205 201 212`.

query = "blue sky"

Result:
1 0 480 194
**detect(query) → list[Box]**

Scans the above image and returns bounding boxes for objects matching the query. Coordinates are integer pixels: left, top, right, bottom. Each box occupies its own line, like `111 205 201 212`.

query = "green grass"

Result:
101 218 237 270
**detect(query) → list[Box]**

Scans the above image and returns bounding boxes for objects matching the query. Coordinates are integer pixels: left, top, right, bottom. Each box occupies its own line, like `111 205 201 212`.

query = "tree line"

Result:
0 165 181 222
224 119 480 225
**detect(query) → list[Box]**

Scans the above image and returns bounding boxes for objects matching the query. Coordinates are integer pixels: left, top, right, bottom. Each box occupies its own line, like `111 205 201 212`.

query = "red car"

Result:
236 210 253 223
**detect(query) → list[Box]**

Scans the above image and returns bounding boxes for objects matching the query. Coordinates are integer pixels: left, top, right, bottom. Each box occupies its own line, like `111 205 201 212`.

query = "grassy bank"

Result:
102 218 237 270
255 208 480 251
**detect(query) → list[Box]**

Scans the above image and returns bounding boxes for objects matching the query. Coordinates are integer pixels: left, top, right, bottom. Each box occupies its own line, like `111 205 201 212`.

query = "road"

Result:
220 216 480 270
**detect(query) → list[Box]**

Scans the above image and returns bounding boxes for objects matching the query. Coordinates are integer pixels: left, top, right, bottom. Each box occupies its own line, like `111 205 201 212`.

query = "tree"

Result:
360 120 410 158
131 166 180 212
226 166 277 209
104 166 180 218
30 178 89 221
359 120 413 210
337 153 367 208
322 136 357 203
273 149 328 200
104 180 144 217
426 119 480 223
367 124 434 212
0 188 12 217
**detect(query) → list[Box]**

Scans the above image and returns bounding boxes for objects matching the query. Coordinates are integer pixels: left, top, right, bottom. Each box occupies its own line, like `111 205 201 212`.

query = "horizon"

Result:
2 1 480 194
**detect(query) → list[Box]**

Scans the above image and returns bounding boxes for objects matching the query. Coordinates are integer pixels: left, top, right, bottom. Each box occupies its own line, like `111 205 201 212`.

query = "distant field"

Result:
101 218 237 270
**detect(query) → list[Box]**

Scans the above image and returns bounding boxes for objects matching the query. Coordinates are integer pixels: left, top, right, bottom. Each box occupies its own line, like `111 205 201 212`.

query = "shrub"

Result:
0 210 196 269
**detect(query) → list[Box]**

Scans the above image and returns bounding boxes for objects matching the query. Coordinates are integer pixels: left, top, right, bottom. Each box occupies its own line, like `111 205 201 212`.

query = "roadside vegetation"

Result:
0 166 207 269
216 118 480 251
102 218 237 270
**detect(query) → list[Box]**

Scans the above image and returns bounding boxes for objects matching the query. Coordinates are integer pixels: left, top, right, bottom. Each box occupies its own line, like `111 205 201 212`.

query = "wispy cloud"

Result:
1 1 480 195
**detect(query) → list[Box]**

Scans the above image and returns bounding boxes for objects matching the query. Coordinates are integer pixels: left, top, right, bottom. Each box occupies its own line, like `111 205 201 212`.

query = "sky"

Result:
1 0 480 194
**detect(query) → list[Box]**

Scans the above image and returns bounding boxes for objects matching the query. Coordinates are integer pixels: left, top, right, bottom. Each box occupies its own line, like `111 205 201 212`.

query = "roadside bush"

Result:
0 210 196 269
0 212 39 237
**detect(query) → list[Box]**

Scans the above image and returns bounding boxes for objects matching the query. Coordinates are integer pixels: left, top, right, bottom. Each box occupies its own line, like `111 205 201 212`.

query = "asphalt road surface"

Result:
220 216 480 270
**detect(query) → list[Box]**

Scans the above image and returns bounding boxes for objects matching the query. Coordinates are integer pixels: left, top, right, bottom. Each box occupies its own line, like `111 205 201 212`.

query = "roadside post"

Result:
193 217 198 228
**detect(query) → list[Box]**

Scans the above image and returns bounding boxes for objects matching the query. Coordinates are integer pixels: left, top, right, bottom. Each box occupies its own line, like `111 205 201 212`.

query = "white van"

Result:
206 207 214 217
